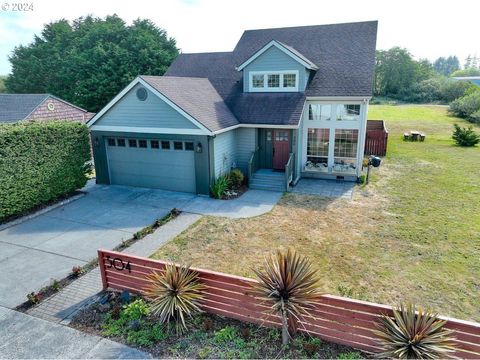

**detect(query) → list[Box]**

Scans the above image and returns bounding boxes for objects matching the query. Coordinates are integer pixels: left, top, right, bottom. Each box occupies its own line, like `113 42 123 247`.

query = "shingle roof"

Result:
275 41 318 70
140 75 239 132
233 21 378 97
164 21 378 129
0 94 49 123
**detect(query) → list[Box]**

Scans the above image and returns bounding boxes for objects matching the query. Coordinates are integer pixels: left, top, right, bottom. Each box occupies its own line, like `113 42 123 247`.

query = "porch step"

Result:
249 171 286 192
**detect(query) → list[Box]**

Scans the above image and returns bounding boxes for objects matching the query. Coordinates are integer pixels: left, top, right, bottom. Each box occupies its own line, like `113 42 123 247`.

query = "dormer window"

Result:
249 71 299 92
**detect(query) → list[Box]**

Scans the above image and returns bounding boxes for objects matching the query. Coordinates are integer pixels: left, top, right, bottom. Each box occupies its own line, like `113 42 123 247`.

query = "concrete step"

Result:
249 183 285 192
252 172 285 180
250 179 284 186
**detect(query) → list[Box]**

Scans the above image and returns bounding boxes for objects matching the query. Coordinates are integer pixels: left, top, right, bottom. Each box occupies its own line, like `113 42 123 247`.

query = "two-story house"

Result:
88 21 378 195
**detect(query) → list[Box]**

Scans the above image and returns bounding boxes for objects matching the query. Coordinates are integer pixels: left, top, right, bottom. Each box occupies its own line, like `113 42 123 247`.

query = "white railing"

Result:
284 153 294 191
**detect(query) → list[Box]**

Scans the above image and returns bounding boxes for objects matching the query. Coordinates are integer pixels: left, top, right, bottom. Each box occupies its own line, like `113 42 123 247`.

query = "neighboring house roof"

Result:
165 21 377 129
140 76 239 132
0 94 92 124
236 40 318 71
0 94 49 123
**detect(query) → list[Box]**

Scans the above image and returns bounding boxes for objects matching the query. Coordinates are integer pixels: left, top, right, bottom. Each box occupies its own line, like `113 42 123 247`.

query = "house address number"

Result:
106 255 131 273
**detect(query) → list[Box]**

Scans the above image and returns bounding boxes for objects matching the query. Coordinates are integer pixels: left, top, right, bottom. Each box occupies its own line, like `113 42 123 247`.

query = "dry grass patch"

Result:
153 105 480 322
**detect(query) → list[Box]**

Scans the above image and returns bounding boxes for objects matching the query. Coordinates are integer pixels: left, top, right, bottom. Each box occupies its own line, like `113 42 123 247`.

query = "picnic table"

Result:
404 130 426 142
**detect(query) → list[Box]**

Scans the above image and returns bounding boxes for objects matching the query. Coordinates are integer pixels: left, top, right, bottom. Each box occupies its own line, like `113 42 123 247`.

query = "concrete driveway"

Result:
0 183 195 308
0 180 281 309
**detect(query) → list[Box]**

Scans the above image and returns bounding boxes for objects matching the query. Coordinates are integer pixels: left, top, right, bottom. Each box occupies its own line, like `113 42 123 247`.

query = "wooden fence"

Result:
365 120 389 156
98 249 480 359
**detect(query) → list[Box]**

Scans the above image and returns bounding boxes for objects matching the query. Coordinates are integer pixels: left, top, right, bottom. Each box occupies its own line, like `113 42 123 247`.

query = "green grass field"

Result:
366 105 480 319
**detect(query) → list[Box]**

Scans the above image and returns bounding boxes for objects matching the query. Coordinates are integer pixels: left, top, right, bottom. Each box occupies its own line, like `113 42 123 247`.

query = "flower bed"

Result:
70 291 363 359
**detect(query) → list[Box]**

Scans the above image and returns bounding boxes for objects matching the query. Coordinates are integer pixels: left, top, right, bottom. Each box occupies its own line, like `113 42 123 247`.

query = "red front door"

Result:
272 130 290 170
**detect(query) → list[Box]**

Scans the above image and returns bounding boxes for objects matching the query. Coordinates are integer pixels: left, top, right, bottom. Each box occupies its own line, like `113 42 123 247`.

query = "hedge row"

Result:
0 121 91 222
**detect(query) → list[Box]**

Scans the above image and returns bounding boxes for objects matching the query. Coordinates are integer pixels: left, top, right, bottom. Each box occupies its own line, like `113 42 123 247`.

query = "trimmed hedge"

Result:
0 121 91 222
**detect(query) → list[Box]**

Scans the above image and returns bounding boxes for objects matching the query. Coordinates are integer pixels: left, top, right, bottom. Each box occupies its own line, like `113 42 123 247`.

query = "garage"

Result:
105 137 196 193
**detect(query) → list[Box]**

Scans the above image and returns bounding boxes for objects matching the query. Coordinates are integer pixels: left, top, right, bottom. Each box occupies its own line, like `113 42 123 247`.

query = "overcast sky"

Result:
0 0 478 75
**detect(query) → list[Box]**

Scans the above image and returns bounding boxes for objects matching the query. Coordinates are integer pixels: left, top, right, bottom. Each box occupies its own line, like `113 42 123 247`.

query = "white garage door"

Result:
106 137 196 193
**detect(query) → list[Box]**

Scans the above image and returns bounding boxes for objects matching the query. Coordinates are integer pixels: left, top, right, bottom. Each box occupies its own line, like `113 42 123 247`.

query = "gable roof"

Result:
140 76 239 132
233 21 378 97
236 40 318 71
0 94 49 123
0 94 91 124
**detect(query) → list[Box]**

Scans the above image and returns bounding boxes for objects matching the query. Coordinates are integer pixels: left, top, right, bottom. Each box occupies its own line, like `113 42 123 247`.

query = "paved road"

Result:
0 306 149 359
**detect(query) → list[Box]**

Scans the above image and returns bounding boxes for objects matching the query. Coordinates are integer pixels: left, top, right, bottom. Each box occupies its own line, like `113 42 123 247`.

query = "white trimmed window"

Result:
336 104 361 121
249 71 299 92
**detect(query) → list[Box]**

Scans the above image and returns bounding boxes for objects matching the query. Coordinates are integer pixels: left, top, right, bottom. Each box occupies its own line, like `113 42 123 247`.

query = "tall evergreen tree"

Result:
6 15 179 111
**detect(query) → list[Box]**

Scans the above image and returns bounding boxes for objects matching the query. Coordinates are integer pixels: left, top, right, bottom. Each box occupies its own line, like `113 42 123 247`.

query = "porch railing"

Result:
285 152 294 191
247 147 259 181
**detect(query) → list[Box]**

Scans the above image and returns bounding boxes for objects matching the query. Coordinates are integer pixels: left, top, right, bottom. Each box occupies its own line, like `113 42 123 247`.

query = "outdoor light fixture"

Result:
195 142 203 153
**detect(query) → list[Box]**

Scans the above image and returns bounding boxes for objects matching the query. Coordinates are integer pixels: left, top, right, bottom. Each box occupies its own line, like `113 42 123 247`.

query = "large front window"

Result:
249 71 298 92
334 129 358 173
306 128 329 172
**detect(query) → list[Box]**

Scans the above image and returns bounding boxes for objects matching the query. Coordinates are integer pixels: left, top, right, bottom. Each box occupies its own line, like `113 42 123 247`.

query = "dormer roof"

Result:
235 40 318 71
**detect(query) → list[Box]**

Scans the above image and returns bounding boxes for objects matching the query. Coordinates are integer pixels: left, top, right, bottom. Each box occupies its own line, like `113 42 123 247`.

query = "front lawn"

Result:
153 105 480 322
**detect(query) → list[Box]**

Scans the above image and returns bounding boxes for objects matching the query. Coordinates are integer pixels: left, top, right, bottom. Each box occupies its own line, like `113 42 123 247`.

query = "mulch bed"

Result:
70 291 365 359
220 185 248 200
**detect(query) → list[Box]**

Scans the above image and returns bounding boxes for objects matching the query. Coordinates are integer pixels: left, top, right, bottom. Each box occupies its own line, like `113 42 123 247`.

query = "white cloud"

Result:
0 0 478 74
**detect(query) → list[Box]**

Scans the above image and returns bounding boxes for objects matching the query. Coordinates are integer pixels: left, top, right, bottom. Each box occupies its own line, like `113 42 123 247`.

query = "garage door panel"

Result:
106 138 196 193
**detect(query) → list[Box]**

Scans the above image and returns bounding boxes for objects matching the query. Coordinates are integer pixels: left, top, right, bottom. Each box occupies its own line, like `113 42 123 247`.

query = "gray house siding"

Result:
235 128 256 174
95 84 199 129
90 130 211 195
243 46 309 92
213 130 236 178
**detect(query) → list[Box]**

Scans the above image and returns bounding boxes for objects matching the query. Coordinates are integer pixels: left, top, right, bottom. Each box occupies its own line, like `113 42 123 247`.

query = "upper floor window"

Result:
249 71 298 92
337 104 361 121
308 104 331 121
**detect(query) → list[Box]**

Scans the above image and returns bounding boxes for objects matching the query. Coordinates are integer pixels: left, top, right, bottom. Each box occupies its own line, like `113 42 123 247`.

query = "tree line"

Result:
374 47 479 104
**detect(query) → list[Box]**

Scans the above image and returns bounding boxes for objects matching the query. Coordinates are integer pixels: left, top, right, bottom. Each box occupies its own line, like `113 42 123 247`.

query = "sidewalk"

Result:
0 306 149 359
27 212 201 324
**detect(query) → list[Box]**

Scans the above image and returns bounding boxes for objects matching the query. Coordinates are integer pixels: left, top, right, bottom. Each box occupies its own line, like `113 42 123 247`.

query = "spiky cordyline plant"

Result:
374 303 457 359
252 248 323 345
144 263 205 334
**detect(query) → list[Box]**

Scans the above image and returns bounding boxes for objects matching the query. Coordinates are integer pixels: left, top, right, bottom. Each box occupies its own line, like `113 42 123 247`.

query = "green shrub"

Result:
469 109 480 124
0 121 91 221
440 79 474 103
229 168 244 188
338 351 363 359
449 89 480 120
210 175 230 199
452 124 480 147
214 326 238 343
